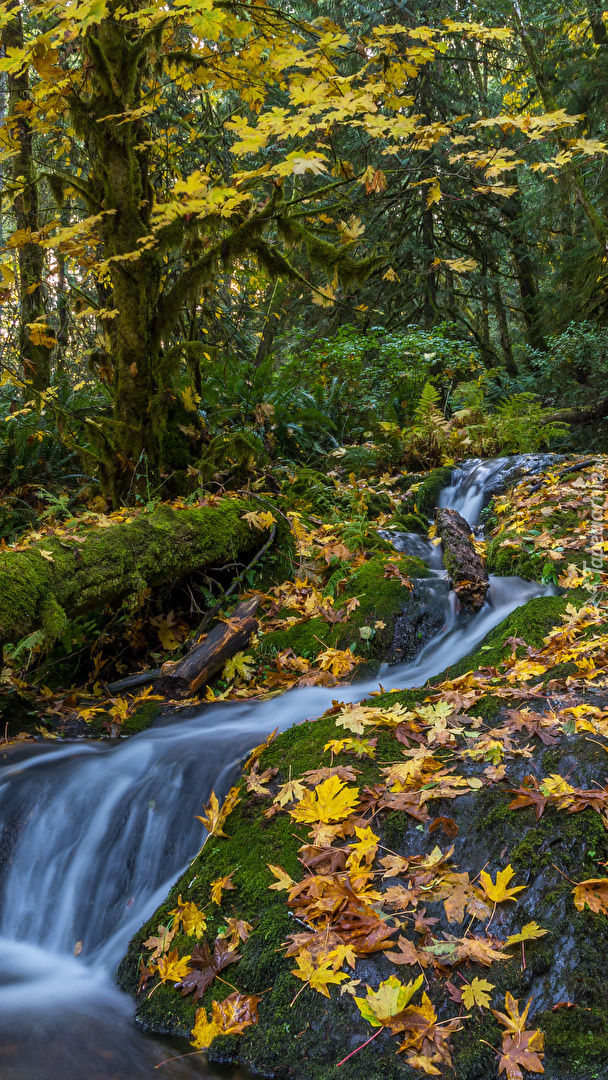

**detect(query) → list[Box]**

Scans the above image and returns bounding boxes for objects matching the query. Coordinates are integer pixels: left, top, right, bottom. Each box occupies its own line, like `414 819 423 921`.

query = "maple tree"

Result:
2 0 607 503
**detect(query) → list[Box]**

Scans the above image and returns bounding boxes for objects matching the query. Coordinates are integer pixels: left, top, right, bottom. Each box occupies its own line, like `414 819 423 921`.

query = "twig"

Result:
552 862 579 885
154 1049 206 1068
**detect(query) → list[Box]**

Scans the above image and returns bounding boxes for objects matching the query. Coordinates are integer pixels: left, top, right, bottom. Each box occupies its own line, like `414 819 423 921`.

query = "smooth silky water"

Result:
0 457 557 1078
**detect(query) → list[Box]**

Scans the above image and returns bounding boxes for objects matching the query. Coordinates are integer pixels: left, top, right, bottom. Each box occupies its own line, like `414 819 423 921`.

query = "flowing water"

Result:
0 457 557 1078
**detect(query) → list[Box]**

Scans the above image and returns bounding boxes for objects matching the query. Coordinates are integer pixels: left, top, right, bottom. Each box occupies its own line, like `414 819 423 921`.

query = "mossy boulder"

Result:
409 466 454 517
117 585 605 1080
385 513 428 535
118 705 608 1080
257 553 430 670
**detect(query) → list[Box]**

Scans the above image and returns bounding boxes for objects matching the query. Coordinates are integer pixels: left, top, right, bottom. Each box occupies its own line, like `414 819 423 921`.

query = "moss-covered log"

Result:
0 500 278 649
436 507 489 610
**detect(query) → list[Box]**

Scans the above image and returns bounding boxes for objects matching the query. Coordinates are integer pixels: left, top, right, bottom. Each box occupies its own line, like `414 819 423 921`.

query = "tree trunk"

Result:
2 5 53 395
491 272 517 375
0 500 277 649
436 508 489 611
79 18 166 503
502 196 546 353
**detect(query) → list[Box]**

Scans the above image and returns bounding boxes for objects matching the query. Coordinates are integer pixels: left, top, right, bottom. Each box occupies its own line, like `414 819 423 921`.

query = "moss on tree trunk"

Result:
0 500 279 650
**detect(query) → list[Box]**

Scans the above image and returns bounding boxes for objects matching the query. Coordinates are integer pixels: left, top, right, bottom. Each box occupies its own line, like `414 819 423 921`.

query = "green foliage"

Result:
522 322 608 410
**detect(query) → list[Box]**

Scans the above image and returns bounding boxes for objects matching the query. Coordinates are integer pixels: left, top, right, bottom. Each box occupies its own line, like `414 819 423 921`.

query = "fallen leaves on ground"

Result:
191 992 260 1049
174 935 242 1002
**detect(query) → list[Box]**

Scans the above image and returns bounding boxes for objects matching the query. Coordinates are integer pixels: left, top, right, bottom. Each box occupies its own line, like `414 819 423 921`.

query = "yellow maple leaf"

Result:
181 386 202 412
325 737 377 759
211 873 236 906
156 947 192 984
572 877 608 915
242 509 276 530
479 865 526 904
267 864 296 891
462 976 494 1010
346 826 380 868
291 949 349 997
505 922 548 946
273 778 305 806
170 896 207 938
316 647 360 677
222 651 255 682
289 775 359 825
195 787 241 838
334 705 378 734
355 974 424 1027
190 1007 222 1049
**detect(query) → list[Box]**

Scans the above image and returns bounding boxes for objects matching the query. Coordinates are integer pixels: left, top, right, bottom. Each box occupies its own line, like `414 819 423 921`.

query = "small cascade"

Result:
0 456 559 1078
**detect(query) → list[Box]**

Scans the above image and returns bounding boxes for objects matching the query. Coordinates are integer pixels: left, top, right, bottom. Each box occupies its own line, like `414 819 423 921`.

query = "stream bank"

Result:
1 454 606 1080
118 456 608 1080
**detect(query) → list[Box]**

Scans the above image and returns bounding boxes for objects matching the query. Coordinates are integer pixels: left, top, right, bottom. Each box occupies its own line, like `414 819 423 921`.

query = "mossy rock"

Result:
411 466 453 516
119 704 608 1080
386 513 428 535
365 491 393 518
257 554 430 667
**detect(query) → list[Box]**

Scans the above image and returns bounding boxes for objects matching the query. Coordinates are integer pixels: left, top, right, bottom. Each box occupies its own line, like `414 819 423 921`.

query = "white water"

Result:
0 457 556 1078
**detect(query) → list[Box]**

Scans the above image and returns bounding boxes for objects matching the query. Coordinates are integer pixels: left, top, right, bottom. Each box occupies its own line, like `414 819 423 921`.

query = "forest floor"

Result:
104 454 608 1080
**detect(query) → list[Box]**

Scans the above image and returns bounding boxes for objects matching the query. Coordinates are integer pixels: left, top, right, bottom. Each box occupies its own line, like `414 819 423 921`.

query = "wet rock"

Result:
436 507 490 610
387 577 452 664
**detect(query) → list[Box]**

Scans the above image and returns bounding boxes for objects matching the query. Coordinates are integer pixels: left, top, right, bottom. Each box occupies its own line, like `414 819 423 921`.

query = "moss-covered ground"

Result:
114 454 608 1080
3 452 608 1078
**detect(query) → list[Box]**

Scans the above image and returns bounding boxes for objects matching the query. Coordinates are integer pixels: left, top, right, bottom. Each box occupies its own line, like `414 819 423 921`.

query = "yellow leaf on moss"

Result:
462 977 494 1010
170 896 207 938
479 864 526 904
289 775 359 825
211 873 236 906
156 947 192 984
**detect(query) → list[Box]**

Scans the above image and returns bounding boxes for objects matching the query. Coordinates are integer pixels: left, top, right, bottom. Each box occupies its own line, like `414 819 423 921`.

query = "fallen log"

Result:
0 500 276 649
435 508 489 611
153 596 261 698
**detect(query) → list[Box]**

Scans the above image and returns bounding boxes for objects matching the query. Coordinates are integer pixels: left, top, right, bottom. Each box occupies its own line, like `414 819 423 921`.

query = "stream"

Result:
0 456 558 1078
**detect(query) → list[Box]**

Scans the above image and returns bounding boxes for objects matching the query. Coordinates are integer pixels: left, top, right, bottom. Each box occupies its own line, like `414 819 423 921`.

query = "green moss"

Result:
412 467 453 516
385 513 428 535
485 534 538 580
259 554 430 666
443 594 568 677
39 595 68 647
121 700 163 735
365 491 393 518
0 498 287 649
541 1007 608 1077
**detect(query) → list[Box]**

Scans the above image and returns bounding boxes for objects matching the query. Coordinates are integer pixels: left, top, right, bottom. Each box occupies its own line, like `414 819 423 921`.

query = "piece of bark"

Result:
435 508 489 611
0 500 274 649
153 596 262 698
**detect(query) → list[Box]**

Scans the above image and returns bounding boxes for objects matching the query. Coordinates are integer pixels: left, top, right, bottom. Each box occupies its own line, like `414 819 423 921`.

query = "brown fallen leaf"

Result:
143 924 175 960
572 877 608 915
428 816 459 838
384 935 421 966
174 936 241 1002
